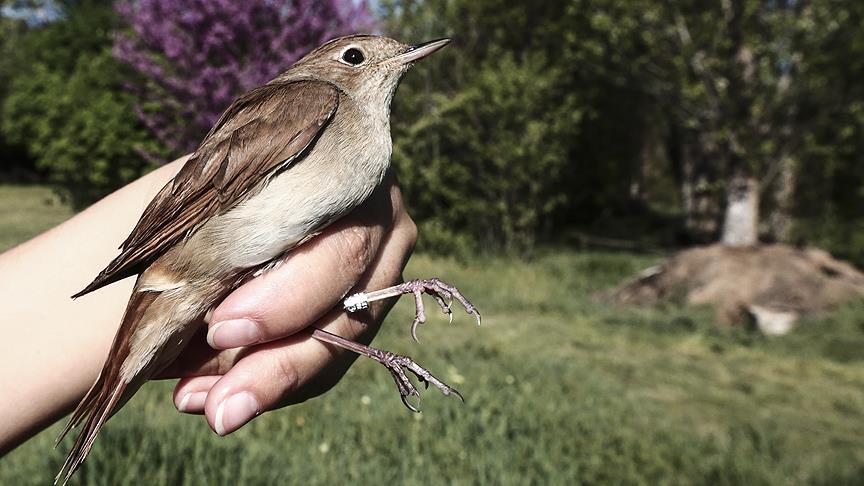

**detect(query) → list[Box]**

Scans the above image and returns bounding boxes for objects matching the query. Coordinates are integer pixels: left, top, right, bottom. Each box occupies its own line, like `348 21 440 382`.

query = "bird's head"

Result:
283 34 450 109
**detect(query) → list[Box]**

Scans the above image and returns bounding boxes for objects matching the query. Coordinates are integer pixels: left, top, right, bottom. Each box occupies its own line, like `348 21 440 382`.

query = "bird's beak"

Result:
392 38 451 65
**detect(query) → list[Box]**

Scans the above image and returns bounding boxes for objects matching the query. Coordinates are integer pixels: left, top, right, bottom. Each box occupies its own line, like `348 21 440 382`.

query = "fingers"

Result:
168 177 418 437
206 176 401 350
174 214 414 434
159 177 412 380
173 376 219 414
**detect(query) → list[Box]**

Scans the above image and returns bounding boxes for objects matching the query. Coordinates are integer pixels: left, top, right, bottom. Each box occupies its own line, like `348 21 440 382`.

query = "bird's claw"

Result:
402 278 481 341
371 349 463 413
410 318 422 344
401 394 421 413
431 293 454 324
343 277 480 342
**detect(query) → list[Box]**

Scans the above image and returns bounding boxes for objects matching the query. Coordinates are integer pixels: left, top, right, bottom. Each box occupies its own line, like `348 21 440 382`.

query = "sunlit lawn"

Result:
0 185 72 252
2 184 863 484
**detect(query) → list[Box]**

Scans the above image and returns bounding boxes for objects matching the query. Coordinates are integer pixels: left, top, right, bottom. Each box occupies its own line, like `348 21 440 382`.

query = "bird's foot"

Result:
343 277 481 342
311 328 462 412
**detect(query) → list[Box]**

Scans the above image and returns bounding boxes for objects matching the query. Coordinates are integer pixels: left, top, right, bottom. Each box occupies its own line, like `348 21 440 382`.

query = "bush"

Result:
393 52 577 254
1 2 161 208
113 0 373 155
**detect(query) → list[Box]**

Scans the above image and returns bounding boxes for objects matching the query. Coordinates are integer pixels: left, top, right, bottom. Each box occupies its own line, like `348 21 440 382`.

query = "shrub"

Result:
113 0 373 155
393 52 577 253
1 2 161 208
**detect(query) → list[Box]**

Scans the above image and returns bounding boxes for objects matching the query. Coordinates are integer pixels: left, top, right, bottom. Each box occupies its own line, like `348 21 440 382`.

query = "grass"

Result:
0 185 72 252
2 184 863 484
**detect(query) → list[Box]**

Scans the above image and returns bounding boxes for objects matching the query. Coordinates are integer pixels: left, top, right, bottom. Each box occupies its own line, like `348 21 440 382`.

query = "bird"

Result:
54 34 480 485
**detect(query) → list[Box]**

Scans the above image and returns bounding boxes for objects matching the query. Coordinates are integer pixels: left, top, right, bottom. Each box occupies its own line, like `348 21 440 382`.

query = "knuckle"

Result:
273 353 301 396
215 350 239 375
333 226 376 274
402 216 419 249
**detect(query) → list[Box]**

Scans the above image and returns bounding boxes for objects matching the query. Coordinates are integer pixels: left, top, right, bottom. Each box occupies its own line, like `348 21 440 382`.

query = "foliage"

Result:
113 0 373 156
383 1 598 253
380 0 864 255
394 52 575 252
3 0 864 255
0 2 30 99
0 0 59 177
791 1 864 263
1 1 161 207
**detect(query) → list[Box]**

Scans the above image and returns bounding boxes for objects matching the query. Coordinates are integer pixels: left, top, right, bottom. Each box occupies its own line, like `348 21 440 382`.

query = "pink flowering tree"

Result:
114 0 372 156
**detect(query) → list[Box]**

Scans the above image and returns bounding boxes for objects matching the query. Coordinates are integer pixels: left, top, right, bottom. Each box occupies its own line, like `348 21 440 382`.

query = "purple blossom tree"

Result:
114 0 372 156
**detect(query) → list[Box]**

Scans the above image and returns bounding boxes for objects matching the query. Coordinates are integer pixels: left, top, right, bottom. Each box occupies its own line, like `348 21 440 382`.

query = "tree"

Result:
552 1 836 248
0 0 63 179
380 0 624 253
393 51 575 252
2 0 161 207
792 0 864 263
114 0 373 156
665 1 804 246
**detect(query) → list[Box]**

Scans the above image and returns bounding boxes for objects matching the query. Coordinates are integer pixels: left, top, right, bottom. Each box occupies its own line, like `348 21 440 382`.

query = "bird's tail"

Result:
54 288 160 486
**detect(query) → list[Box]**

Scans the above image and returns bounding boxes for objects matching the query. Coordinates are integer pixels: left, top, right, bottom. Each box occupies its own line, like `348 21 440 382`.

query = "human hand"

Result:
159 172 417 436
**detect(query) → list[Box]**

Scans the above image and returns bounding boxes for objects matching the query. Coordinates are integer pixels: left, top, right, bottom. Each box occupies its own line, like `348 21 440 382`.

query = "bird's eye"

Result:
341 48 365 66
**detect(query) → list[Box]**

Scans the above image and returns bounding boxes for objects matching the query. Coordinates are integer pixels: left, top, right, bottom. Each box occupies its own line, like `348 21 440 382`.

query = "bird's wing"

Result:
73 80 340 298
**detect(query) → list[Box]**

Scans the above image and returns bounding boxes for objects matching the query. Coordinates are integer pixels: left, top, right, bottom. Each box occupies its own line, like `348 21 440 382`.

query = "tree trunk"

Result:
766 155 795 243
667 122 721 242
721 175 759 246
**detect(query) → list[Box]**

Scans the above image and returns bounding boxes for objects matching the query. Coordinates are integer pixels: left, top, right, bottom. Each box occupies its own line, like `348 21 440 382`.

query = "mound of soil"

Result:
605 244 864 334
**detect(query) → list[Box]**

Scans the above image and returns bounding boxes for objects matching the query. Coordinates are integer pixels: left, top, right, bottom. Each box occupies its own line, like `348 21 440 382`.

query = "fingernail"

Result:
176 391 207 413
207 319 261 349
214 392 260 436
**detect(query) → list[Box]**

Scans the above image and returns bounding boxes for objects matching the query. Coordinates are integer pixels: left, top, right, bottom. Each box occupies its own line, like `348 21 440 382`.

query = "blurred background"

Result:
2 0 863 484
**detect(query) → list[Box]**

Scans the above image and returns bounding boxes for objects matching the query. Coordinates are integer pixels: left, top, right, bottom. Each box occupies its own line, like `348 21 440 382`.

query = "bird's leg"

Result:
311 328 462 412
343 278 481 342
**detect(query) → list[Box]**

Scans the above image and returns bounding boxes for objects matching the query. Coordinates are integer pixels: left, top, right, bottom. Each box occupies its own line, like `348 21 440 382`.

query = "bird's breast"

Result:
173 118 391 278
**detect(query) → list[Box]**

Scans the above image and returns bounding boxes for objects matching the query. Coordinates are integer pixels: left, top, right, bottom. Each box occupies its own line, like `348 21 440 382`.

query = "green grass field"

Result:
0 185 72 252
2 184 863 485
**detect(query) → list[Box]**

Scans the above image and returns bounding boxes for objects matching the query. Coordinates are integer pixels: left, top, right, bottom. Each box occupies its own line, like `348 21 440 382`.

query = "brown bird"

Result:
54 34 479 484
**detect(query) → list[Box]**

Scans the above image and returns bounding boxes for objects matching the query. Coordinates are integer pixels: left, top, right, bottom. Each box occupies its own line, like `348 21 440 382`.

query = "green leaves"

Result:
1 2 161 208
392 51 574 253
2 0 863 255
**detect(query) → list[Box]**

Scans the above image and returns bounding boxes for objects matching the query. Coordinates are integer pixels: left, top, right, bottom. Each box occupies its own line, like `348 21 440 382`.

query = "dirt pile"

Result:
605 244 864 334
